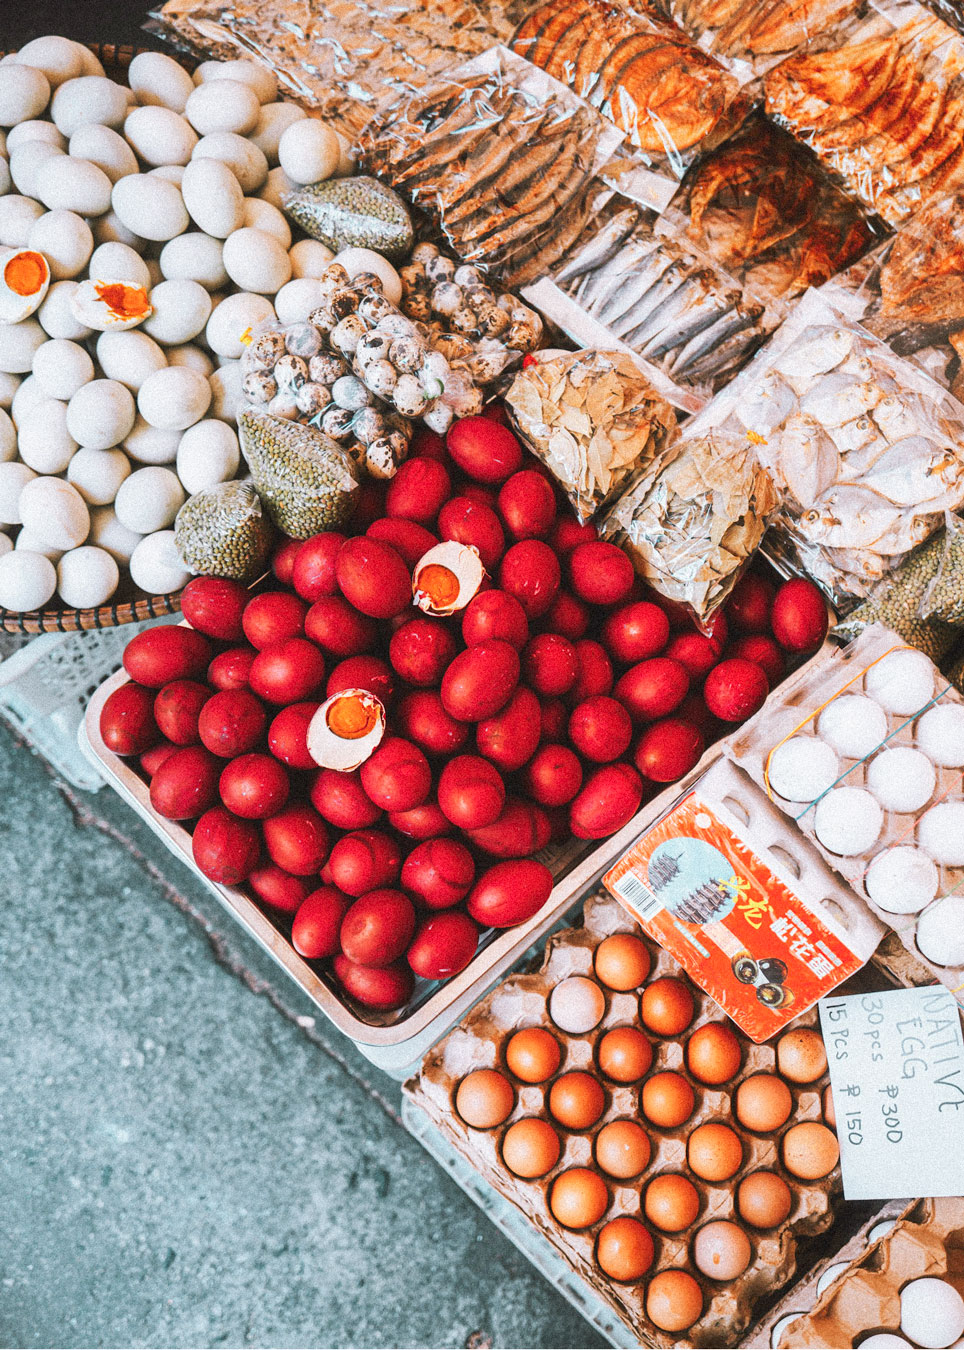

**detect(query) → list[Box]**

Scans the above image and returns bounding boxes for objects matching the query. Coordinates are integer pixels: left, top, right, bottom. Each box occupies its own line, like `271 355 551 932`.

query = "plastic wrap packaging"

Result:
359 46 624 287
919 511 964 624
689 290 964 609
764 0 964 226
510 0 749 191
660 0 863 82
599 427 778 624
150 0 507 139
673 115 878 316
830 532 959 661
727 623 964 1008
238 407 361 538
503 348 678 522
174 480 274 581
282 178 413 263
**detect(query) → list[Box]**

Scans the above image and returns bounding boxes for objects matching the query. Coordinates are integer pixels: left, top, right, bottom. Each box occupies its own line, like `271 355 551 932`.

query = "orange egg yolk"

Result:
417 564 460 609
326 694 378 740
94 281 150 319
4 251 47 297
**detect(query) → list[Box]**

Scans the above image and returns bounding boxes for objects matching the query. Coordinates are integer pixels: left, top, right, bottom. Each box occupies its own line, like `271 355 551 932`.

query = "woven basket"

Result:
0 41 195 634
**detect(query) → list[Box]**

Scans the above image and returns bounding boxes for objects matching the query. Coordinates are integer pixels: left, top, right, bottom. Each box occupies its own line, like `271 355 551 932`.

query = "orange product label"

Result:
603 791 862 1041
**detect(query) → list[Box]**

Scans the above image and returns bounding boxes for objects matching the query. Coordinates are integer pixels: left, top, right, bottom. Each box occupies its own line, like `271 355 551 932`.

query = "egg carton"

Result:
405 890 842 1349
764 1197 964 1347
727 622 964 1007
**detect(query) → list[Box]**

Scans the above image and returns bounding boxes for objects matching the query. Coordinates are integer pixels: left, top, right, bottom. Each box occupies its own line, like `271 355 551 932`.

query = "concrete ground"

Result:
0 723 602 1349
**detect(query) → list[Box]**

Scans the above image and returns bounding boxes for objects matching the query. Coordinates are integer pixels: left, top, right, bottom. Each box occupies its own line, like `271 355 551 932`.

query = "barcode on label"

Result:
613 871 664 922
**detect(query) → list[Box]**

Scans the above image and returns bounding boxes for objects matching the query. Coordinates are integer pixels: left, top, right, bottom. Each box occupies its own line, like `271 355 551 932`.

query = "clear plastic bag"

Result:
662 0 862 79
358 46 623 287
599 427 778 623
831 532 958 660
503 348 678 522
174 480 274 581
920 512 964 626
238 407 361 539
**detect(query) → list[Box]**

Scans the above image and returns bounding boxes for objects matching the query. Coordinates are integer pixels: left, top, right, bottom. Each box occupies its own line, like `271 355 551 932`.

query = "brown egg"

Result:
644 1173 701 1232
549 1167 610 1229
596 1216 655 1282
598 1026 653 1083
646 1269 703 1333
455 1069 514 1128
687 1122 743 1182
595 1119 652 1179
693 1220 752 1281
823 1084 836 1128
505 1027 562 1084
641 1070 695 1128
782 1121 839 1179
501 1118 561 1178
735 1073 793 1133
777 1028 828 1084
549 1071 606 1131
686 1022 742 1084
594 932 652 990
640 976 695 1036
737 1171 793 1229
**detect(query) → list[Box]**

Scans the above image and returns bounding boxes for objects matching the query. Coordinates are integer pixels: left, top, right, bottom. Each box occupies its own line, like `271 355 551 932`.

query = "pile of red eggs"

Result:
98 408 828 1014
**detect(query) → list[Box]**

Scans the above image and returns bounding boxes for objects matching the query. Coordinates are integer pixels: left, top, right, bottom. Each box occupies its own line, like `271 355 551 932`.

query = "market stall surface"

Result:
0 724 602 1350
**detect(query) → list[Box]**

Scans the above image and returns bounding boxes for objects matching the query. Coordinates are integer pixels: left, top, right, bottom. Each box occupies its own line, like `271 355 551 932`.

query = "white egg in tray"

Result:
726 623 964 1002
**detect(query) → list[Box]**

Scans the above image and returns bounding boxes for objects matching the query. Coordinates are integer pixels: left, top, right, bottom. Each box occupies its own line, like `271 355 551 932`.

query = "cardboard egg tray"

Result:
405 890 841 1349
764 1197 964 1347
728 623 964 1005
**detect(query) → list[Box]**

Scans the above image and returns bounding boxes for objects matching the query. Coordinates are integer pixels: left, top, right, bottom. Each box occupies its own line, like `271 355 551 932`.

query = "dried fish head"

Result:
800 484 904 549
772 413 840 507
838 352 874 381
873 394 922 442
799 371 880 427
771 325 853 383
733 369 796 435
829 414 877 455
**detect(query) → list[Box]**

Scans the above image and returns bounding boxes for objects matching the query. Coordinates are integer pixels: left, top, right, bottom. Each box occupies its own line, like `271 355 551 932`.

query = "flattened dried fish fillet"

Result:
747 0 859 55
765 35 901 132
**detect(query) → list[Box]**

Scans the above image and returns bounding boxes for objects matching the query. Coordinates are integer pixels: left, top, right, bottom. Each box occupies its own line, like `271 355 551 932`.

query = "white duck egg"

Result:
208 361 244 425
257 165 295 210
142 278 212 346
137 365 211 431
288 238 334 279
16 397 77 473
56 544 119 607
201 60 277 105
158 232 227 291
278 118 339 185
918 897 964 968
128 51 194 112
87 505 142 563
68 124 137 182
9 140 64 198
37 155 111 215
816 694 888 760
249 102 306 164
413 541 484 616
66 377 136 449
0 316 45 372
115 465 185 534
0 460 36 522
38 279 90 340
192 132 267 194
125 416 181 466
74 45 106 78
0 158 9 195
0 374 18 413
333 247 402 305
767 736 839 803
14 526 61 560
185 79 260 138
27 209 92 280
6 120 65 152
111 174 188 242
900 1277 964 1348
91 208 144 250
166 344 213 377
306 689 386 770
0 65 50 126
88 241 151 290
918 802 964 866
18 475 89 549
0 195 45 247
11 373 45 424
67 446 131 505
32 337 94 400
51 76 127 135
0 548 56 611
192 62 221 85
274 277 326 325
71 276 153 331
222 226 291 294
11 36 84 88
179 157 244 240
865 846 939 914
865 648 935 716
96 329 167 393
124 105 197 168
813 786 883 856
0 247 50 321
866 745 936 813
916 702 964 767
205 290 274 359
241 196 290 247
176 419 239 494
0 405 14 457
129 528 190 594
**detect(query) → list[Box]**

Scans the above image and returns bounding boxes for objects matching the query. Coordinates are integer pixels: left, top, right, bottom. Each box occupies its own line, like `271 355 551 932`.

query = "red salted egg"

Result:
304 596 377 657
569 541 634 605
729 634 786 687
475 685 542 772
181 576 248 640
192 805 261 885
267 701 320 770
569 763 644 840
360 736 431 812
523 743 583 806
467 858 554 927
446 415 523 483
441 639 520 721
340 888 416 966
410 425 446 460
389 618 457 686
770 578 828 653
395 689 470 756
437 496 505 571
326 654 394 704
249 637 326 704
401 838 475 909
241 591 307 650
207 646 256 692
291 885 350 958
461 589 528 650
271 536 301 586
523 633 578 697
458 483 498 508
333 954 414 1009
140 741 177 777
568 696 633 763
635 718 705 782
497 469 556 540
350 477 387 531
498 540 560 619
466 798 550 857
601 602 670 665
385 456 451 524
665 633 720 683
219 752 290 819
123 625 212 687
726 573 775 633
571 639 613 701
249 864 311 916
366 517 438 569
291 532 346 601
327 828 402 895
615 658 689 723
150 744 219 820
154 679 208 745
540 698 568 742
262 802 329 875
100 682 160 756
438 754 506 829
543 590 589 641
388 802 453 839
407 911 480 980
549 515 597 555
335 536 411 619
309 767 381 829
703 658 769 722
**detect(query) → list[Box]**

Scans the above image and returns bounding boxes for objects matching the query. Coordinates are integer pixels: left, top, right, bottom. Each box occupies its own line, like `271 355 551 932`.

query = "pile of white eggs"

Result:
0 35 395 614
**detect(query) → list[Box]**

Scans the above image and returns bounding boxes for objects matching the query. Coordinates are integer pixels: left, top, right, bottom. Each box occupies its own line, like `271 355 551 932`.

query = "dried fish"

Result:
770 413 840 507
802 484 904 549
862 438 961 505
733 369 797 434
771 325 853 380
799 371 880 427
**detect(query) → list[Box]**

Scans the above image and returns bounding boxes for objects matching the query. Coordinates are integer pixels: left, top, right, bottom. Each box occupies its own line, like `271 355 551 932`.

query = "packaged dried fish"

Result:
830 533 958 661
599 427 778 624
149 0 507 139
503 348 677 522
691 290 964 608
662 0 862 78
764 0 964 226
359 46 623 287
674 114 878 315
511 0 748 187
919 512 964 625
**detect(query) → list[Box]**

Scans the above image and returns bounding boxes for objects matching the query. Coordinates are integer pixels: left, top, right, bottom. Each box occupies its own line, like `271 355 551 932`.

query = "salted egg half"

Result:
306 687 385 770
71 277 153 331
0 248 50 322
413 540 484 617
